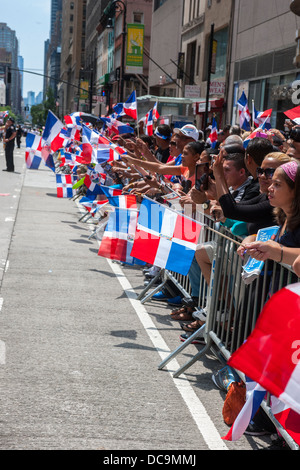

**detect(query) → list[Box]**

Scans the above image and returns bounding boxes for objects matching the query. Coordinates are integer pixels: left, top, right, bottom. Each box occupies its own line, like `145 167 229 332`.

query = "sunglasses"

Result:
256 167 276 179
169 141 177 146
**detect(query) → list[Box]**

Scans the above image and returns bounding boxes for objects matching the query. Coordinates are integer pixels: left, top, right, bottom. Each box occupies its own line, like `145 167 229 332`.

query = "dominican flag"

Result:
42 110 66 152
112 103 126 118
123 91 138 120
145 108 154 136
81 124 99 164
99 185 137 209
60 151 76 167
3 110 9 119
130 198 202 276
64 112 83 129
93 135 126 164
153 102 160 121
79 197 109 216
25 132 42 169
243 128 268 149
271 396 300 446
108 118 135 136
222 377 266 441
284 105 300 125
209 118 218 148
84 166 106 197
98 208 145 266
237 92 251 131
56 174 74 198
253 105 272 129
226 283 300 416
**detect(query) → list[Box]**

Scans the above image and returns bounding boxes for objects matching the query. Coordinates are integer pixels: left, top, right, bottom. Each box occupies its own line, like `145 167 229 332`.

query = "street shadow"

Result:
113 342 158 352
70 238 94 245
89 268 116 278
110 330 138 340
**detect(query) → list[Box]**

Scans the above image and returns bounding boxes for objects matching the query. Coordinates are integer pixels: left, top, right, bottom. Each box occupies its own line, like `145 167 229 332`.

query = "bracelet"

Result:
279 244 284 263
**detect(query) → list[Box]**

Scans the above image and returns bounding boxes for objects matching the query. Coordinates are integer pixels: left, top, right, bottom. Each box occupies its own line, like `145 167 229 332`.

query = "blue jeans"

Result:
188 256 201 298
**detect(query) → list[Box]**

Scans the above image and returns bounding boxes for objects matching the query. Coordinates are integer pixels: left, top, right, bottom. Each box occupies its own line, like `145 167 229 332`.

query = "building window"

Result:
203 27 229 81
154 0 168 11
133 12 144 24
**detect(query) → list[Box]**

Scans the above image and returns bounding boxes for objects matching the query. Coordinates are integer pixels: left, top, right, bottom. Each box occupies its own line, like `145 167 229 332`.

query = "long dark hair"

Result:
274 160 300 231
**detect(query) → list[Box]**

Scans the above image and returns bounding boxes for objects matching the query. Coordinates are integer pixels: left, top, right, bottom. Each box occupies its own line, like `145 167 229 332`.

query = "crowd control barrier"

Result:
76 196 299 450
150 212 299 450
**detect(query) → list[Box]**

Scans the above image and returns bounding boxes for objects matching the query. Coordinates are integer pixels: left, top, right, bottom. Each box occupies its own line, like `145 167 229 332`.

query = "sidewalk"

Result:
0 145 266 451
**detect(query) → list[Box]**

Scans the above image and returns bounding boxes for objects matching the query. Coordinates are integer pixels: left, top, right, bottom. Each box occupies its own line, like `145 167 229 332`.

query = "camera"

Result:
289 127 300 143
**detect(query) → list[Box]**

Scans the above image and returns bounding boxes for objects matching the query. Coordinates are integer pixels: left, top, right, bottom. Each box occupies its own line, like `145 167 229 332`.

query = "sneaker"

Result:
167 296 182 306
152 291 170 301
216 309 229 323
143 279 160 287
192 306 207 322
211 366 241 392
244 421 272 436
180 333 206 345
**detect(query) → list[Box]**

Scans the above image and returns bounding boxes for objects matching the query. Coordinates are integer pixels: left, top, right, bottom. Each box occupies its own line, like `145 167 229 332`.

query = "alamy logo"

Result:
291 81 300 105
0 340 6 365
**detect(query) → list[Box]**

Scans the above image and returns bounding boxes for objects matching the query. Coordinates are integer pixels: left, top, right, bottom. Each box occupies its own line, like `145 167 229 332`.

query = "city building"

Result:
44 0 62 101
192 0 234 130
0 23 22 113
98 0 153 115
228 0 300 129
59 0 87 116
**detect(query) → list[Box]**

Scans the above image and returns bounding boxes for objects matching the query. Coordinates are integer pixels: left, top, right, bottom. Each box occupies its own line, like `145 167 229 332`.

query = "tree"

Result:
30 103 45 127
30 87 57 127
43 87 57 121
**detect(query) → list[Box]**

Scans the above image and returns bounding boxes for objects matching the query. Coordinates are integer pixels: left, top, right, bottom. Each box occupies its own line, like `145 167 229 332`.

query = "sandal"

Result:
180 320 202 332
170 305 187 316
170 305 195 317
171 311 194 322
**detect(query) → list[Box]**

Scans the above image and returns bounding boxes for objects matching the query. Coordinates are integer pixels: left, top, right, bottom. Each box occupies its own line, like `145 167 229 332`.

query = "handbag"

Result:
222 381 246 426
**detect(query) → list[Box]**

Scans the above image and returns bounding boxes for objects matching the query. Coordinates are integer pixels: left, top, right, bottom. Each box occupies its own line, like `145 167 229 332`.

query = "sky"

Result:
1 0 51 99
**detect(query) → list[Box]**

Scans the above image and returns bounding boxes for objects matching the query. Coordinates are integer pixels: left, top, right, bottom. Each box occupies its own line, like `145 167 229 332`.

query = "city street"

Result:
0 143 271 453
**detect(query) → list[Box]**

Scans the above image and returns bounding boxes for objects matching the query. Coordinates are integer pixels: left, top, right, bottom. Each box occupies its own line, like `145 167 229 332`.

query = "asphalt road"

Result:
0 142 273 454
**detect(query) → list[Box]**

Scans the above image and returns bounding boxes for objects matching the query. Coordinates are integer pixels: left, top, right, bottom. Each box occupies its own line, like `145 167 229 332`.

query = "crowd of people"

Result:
12 109 297 449
73 117 300 449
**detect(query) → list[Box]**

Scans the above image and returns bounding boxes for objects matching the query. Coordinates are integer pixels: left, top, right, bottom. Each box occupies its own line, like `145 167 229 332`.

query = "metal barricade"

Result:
156 214 299 450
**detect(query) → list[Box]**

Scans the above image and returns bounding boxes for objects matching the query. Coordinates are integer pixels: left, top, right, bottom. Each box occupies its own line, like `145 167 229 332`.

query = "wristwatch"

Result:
202 200 210 210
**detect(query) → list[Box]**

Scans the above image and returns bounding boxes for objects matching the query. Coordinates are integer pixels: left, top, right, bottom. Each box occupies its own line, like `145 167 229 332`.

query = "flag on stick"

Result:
98 208 145 265
130 198 202 275
56 174 74 198
25 132 42 169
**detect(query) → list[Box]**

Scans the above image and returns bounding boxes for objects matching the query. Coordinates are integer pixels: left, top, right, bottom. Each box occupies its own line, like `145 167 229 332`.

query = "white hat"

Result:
174 124 199 141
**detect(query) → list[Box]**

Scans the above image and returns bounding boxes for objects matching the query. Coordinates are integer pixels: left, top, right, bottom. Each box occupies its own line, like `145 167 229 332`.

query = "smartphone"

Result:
195 162 210 191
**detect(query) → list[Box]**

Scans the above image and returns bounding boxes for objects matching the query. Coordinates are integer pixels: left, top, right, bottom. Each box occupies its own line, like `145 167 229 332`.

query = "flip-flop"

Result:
171 311 194 322
170 306 187 316
180 320 202 332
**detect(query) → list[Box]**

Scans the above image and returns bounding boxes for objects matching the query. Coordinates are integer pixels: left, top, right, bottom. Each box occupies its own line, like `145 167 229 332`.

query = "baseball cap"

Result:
174 124 199 141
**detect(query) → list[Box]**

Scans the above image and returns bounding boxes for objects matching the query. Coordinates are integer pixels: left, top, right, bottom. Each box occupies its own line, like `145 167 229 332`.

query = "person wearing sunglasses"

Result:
213 143 290 236
241 160 300 268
